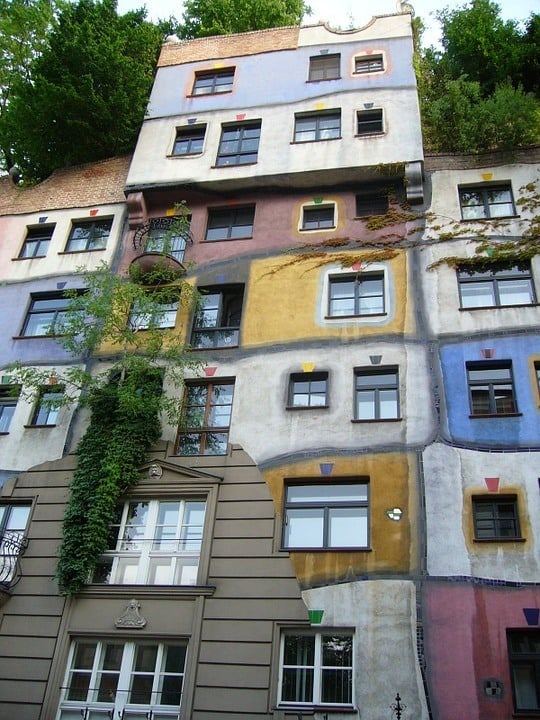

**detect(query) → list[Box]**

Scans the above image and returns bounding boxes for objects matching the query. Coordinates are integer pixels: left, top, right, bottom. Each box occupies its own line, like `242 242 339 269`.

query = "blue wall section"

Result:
440 335 540 448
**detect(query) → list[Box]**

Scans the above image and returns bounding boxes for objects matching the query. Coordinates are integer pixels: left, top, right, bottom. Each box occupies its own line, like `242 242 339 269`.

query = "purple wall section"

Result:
424 581 540 720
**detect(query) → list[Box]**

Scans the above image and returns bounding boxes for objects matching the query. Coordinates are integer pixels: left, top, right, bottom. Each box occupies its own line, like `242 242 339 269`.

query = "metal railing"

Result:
0 531 29 589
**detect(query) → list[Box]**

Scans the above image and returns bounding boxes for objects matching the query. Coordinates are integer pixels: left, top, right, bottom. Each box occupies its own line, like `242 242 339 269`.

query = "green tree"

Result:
0 0 61 172
3 0 162 183
180 0 310 39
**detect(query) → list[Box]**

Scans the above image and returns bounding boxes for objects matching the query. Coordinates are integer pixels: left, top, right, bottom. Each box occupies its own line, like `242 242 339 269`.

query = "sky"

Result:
116 0 539 47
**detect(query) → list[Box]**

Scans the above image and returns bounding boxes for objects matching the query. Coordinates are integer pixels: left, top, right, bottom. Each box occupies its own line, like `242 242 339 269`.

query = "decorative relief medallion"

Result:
115 599 147 629
148 463 162 479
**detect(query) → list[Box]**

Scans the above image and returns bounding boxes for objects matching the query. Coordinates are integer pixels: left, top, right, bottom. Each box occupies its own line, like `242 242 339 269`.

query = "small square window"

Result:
0 386 21 433
355 367 399 420
466 361 517 416
216 121 261 166
192 68 234 95
205 206 254 241
302 206 335 230
30 386 64 426
65 219 112 252
172 125 206 155
176 380 235 456
288 372 328 408
507 630 540 712
355 54 384 73
191 285 244 349
19 226 54 259
328 272 385 317
356 108 383 135
308 54 340 81
473 496 521 540
459 184 515 220
283 481 369 549
294 111 341 142
457 262 536 308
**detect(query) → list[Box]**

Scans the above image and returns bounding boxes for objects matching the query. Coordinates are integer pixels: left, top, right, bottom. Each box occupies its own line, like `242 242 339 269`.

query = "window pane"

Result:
287 484 368 503
356 389 375 419
494 387 516 413
498 279 534 305
461 281 496 307
379 388 398 418
321 668 352 704
282 667 314 702
328 507 368 547
513 664 540 709
285 508 324 547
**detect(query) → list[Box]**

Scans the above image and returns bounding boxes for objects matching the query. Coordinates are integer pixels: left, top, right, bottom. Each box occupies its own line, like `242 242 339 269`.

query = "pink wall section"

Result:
423 582 540 720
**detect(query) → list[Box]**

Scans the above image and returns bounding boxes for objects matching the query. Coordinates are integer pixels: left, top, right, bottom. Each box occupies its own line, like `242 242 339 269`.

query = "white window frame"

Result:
94 498 206 586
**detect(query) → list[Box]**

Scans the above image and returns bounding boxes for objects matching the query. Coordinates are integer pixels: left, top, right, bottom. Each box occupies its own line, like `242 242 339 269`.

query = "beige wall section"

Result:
242 251 412 346
263 452 418 588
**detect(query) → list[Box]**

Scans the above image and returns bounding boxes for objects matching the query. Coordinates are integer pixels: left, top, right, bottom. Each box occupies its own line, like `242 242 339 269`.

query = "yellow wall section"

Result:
242 251 410 347
263 453 418 588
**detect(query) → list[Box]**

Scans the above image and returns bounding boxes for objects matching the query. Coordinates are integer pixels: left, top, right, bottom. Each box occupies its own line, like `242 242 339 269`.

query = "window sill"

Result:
168 152 204 158
211 161 259 169
286 405 329 411
283 546 371 553
186 90 233 98
352 417 401 423
355 132 384 138
324 313 387 320
0 432 9 436
81 584 216 599
13 334 64 340
12 256 47 261
306 77 342 83
57 248 106 255
300 226 336 232
469 413 522 419
460 215 519 222
474 537 526 543
459 303 538 311
291 137 342 145
276 704 356 714
24 424 56 429
200 237 252 243
512 712 540 718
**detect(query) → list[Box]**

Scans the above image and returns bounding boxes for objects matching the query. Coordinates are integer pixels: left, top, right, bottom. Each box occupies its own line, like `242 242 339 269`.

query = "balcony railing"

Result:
0 531 28 597
133 217 194 261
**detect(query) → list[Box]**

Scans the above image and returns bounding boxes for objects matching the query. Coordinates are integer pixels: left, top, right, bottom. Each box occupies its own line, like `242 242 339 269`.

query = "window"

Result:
93 498 206 585
356 108 383 135
457 263 536 308
302 206 335 230
283 481 369 549
466 361 517 416
355 187 390 217
355 367 399 420
205 206 254 241
145 217 190 262
328 272 385 317
21 292 76 336
0 503 30 584
355 54 384 73
177 381 234 456
278 631 353 707
507 630 540 712
308 54 340 81
294 111 341 142
535 361 540 397
191 285 243 349
288 372 328 408
459 184 515 219
58 640 187 718
0 386 20 433
192 68 234 95
215 121 261 166
18 226 54 258
65 218 112 252
172 125 206 155
128 299 179 330
472 496 521 540
30 386 64 426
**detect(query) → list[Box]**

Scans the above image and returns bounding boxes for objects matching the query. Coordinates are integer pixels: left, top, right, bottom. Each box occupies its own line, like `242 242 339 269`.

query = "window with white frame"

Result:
29 386 64 426
18 225 54 258
459 183 515 220
354 54 384 73
328 271 385 317
301 205 335 230
278 631 353 707
283 481 369 549
65 219 112 252
0 385 20 433
93 498 206 585
58 639 187 719
354 367 400 420
457 262 536 308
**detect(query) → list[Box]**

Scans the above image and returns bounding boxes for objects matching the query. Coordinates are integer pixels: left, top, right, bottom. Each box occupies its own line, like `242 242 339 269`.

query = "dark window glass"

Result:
507 630 540 712
459 184 515 219
356 190 389 217
294 111 341 142
356 108 383 135
205 206 254 241
457 263 535 308
355 55 384 73
191 285 244 349
172 126 206 155
308 54 340 81
192 68 234 95
177 381 234 456
328 272 385 317
216 122 261 166
302 206 335 230
19 226 54 258
30 386 64 426
0 386 20 433
288 372 328 408
66 219 112 252
355 367 399 420
466 361 517 415
473 496 521 539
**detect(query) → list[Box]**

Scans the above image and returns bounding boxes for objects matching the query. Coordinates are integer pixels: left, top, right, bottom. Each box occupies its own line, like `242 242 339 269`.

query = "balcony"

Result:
131 217 193 284
0 530 28 605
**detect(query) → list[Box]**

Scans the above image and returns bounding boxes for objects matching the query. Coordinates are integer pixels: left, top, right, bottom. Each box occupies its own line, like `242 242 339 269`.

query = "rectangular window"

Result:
356 188 390 217
308 54 340 81
18 225 54 258
0 503 30 584
93 498 206 585
30 386 64 426
192 68 234 95
457 263 536 308
144 217 190 262
535 361 540 397
0 386 20 433
356 108 383 135
128 299 179 330
355 54 384 73
507 630 540 712
191 285 244 349
279 632 353 707
283 481 369 549
294 111 341 142
467 361 517 416
459 183 515 219
172 125 206 155
473 495 521 540
21 292 76 336
177 381 234 456
65 218 112 252
328 272 385 317
355 367 399 420
59 640 187 717
205 206 254 241
302 206 335 230
288 372 328 408
216 121 261 166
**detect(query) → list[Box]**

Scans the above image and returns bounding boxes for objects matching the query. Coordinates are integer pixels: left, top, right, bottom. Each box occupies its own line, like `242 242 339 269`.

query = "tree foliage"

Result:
180 0 310 39
2 0 163 182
